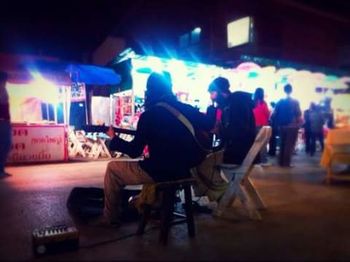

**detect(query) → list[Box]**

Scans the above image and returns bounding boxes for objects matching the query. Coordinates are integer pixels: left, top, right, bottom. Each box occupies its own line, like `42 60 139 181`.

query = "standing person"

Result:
208 77 256 164
253 87 270 165
272 84 302 167
0 72 12 178
207 92 222 147
96 71 213 227
309 103 325 156
322 98 334 129
303 103 313 154
268 101 278 156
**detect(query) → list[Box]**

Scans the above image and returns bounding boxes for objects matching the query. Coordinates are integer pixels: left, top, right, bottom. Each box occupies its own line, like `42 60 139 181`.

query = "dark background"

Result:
1 0 350 69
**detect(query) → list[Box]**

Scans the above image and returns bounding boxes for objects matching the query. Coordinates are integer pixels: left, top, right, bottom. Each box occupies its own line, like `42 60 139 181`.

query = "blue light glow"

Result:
193 27 201 34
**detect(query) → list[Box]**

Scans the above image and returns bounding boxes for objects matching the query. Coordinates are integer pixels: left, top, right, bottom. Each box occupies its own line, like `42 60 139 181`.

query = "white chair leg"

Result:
245 177 267 210
214 179 238 217
238 186 262 220
93 144 103 160
77 143 86 157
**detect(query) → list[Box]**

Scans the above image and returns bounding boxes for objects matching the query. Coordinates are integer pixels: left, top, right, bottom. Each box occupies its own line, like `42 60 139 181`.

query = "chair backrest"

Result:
236 126 272 177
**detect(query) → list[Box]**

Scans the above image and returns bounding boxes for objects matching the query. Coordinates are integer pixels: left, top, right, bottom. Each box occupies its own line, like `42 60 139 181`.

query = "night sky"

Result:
0 0 212 60
1 0 349 61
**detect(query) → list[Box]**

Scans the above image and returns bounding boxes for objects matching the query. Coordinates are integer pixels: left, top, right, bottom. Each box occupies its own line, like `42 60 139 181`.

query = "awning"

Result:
5 58 122 86
66 64 121 85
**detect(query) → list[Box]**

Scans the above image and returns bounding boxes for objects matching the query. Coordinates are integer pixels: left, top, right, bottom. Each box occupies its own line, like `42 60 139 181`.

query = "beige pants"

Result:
104 160 154 223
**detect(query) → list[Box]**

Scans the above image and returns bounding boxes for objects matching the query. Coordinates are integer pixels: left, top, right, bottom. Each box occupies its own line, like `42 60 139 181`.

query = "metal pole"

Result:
67 85 71 127
109 94 113 126
46 102 49 122
83 84 88 125
54 102 57 124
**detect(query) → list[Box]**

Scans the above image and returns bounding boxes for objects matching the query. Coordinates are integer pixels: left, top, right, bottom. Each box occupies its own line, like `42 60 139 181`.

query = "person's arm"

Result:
192 107 215 131
206 105 217 129
294 100 303 126
270 101 280 126
295 100 302 118
263 102 271 123
108 113 149 158
190 106 216 149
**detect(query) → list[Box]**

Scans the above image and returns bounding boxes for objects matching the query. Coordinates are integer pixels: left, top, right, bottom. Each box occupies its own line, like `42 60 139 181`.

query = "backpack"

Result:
66 187 140 222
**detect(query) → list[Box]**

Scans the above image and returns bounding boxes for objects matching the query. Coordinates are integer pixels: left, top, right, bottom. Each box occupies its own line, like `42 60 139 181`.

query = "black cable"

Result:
80 225 158 249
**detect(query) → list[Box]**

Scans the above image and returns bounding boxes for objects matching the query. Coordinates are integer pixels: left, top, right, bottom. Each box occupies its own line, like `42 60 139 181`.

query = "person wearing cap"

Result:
97 71 213 227
0 71 12 179
207 77 256 165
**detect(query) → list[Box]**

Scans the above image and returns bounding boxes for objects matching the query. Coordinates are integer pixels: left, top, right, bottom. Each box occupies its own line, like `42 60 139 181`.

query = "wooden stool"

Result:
137 178 196 245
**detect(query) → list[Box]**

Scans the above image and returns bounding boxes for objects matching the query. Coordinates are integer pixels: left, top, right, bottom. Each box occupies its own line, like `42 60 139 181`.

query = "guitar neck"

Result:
81 125 137 135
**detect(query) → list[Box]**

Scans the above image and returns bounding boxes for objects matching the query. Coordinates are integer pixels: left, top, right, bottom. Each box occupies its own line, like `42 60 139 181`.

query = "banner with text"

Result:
7 125 68 163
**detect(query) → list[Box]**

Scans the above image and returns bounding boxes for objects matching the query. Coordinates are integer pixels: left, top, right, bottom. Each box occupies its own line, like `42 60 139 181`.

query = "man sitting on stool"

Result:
96 71 212 227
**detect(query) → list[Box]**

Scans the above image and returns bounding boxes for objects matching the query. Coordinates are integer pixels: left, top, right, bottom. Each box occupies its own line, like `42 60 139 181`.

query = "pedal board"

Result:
32 225 79 256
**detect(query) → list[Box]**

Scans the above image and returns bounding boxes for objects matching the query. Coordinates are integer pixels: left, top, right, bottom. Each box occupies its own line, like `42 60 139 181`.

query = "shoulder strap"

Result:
157 102 195 136
156 102 211 153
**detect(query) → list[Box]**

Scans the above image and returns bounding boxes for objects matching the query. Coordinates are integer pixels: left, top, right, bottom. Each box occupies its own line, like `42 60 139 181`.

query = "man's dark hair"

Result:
254 87 264 104
284 84 293 94
146 71 173 97
0 71 8 82
208 77 230 93
145 71 174 108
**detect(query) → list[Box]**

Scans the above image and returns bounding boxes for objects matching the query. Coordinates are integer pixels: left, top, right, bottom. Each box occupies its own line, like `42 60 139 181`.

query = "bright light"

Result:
147 56 164 72
129 55 232 112
129 54 350 118
193 27 201 34
168 59 187 76
29 70 59 104
227 17 252 48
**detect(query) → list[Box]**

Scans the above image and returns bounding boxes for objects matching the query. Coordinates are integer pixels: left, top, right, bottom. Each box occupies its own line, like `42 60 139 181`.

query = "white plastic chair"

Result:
68 130 88 158
214 126 272 220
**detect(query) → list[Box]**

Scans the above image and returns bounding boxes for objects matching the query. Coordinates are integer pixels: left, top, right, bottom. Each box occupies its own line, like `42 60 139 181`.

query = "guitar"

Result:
81 125 137 136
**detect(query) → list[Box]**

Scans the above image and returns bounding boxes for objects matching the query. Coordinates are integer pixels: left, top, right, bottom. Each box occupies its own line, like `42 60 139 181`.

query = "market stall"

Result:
108 52 350 130
2 55 121 163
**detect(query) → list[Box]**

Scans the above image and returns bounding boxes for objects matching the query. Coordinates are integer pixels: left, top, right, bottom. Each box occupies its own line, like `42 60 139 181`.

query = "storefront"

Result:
106 51 350 129
1 54 121 163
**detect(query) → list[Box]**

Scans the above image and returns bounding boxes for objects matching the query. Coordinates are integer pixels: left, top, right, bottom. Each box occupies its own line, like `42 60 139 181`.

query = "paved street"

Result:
1 153 350 261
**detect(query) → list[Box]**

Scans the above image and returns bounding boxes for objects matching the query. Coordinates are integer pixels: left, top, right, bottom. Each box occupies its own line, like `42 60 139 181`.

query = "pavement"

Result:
1 152 350 261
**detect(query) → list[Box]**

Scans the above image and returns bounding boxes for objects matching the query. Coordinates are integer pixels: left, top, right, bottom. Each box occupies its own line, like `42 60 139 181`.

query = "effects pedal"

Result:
32 225 79 256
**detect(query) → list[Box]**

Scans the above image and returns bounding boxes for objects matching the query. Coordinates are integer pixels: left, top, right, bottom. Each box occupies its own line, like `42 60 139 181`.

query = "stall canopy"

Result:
66 64 121 85
30 61 122 85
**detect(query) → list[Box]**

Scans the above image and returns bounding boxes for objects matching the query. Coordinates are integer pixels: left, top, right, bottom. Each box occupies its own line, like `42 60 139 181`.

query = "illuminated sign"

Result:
227 16 253 48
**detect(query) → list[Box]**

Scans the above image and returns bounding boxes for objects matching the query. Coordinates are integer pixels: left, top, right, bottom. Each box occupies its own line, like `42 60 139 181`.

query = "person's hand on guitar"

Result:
106 125 116 139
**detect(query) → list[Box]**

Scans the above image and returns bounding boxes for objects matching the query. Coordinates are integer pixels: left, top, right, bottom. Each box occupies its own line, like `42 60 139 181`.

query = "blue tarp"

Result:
66 64 121 85
28 60 121 86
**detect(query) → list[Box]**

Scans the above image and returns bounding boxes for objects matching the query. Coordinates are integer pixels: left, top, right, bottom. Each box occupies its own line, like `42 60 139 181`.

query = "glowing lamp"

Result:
193 27 201 34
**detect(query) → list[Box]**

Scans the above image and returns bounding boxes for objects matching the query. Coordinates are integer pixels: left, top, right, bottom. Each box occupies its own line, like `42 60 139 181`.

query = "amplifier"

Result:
32 225 79 256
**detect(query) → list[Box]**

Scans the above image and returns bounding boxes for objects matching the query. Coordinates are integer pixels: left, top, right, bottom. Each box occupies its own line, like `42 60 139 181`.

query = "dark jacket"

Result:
273 97 301 127
303 109 311 132
221 91 256 164
309 109 324 133
109 97 213 182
